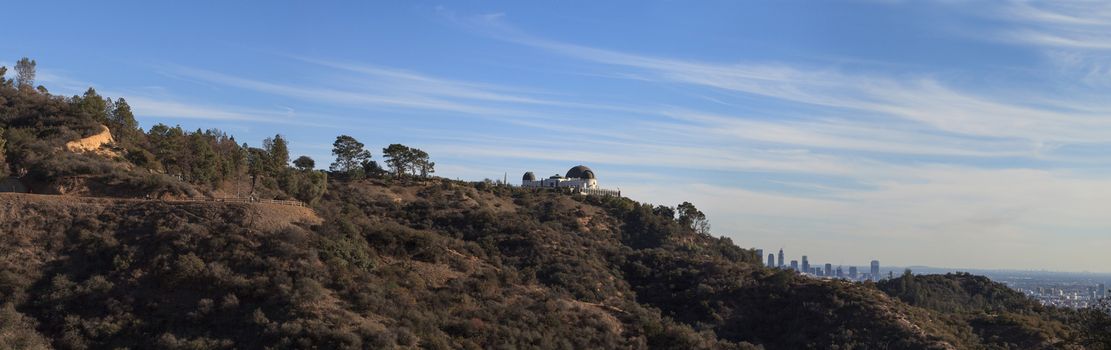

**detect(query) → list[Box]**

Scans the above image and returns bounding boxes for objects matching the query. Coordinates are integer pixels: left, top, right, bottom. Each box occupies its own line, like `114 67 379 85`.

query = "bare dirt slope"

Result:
64 124 118 157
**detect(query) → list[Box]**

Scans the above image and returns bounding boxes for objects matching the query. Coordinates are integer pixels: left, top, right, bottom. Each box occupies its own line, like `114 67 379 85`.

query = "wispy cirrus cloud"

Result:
979 1 1111 86
159 63 660 133
120 95 340 128
653 110 1035 158
996 1 1111 50
487 28 1111 145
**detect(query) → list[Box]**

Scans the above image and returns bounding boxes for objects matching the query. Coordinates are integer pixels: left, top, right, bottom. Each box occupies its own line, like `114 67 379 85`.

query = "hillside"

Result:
3 178 1105 349
2 60 1109 349
877 272 1103 349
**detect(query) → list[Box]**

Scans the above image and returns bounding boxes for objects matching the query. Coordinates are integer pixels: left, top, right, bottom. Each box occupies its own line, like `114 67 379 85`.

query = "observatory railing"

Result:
575 187 621 197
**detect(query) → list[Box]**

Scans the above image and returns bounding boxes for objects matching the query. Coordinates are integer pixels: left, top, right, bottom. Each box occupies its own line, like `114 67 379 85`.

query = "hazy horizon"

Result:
6 1 1111 273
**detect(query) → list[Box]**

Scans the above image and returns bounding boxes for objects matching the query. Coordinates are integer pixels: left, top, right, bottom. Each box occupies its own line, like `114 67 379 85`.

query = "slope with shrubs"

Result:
876 272 1099 349
0 178 969 349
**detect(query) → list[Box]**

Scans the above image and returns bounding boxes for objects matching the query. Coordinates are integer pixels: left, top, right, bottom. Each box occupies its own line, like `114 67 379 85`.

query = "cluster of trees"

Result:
878 271 1041 314
876 271 1111 348
329 136 434 180
0 60 30 177
145 125 241 186
382 143 434 177
0 59 329 202
1 58 437 205
132 127 329 204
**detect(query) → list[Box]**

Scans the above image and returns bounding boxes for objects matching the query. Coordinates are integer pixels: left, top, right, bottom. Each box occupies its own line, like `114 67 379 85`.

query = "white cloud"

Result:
121 95 339 128
998 1 1111 50
445 12 1111 148
980 1 1111 87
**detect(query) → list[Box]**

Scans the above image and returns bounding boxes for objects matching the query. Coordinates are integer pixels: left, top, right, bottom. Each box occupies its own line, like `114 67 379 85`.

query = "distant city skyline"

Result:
5 1 1111 272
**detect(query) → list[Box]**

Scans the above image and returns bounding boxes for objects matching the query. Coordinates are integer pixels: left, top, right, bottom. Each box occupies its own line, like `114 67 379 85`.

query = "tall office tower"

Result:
756 249 763 263
1100 283 1106 298
767 254 775 268
849 266 858 279
836 266 844 279
790 260 799 271
778 249 785 268
825 263 833 277
870 260 880 281
801 256 810 273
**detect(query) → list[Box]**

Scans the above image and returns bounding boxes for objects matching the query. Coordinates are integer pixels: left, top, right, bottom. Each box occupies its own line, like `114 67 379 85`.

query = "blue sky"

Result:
5 1 1111 272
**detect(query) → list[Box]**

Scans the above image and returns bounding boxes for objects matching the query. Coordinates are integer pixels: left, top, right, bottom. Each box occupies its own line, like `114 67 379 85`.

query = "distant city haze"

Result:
6 1 1111 272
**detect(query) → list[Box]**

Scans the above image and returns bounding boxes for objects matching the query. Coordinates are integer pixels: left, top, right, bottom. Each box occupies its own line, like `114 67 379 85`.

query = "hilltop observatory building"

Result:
521 165 620 196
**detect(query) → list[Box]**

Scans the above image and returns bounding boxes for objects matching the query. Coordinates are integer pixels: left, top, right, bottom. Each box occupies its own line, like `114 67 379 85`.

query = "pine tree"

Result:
148 124 186 176
246 147 269 195
75 88 109 124
107 98 140 144
263 134 289 175
14 57 35 89
408 148 434 177
382 143 412 177
187 132 218 185
330 135 372 177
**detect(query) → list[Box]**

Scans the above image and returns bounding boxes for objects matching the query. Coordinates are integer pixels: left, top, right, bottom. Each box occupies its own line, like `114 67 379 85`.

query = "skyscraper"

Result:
825 263 833 277
801 255 809 274
778 248 784 268
790 260 799 271
836 266 844 279
767 254 775 268
1100 283 1106 298
849 266 858 279
870 260 880 281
